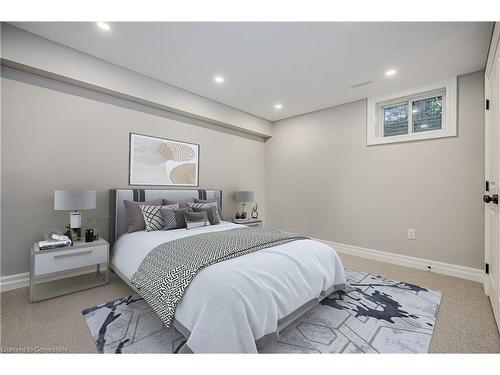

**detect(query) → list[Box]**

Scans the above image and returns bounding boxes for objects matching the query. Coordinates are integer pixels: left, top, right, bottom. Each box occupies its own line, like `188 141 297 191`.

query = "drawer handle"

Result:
54 250 92 259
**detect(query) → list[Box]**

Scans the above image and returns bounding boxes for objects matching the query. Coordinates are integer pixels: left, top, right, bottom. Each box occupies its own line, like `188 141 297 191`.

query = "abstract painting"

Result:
129 133 199 186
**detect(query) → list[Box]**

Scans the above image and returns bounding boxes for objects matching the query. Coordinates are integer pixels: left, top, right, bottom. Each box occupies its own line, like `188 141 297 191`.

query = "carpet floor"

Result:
1 253 499 353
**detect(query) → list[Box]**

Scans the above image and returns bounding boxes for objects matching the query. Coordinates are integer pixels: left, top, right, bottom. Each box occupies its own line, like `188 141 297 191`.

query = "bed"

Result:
109 189 346 353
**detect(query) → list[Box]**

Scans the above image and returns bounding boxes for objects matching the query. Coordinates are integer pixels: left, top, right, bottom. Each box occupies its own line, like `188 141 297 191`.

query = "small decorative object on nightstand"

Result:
85 228 94 242
251 204 259 219
232 218 263 228
30 238 109 302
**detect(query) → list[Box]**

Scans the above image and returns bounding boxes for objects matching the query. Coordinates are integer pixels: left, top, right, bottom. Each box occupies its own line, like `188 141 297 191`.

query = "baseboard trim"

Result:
1 240 485 291
0 272 30 292
1 266 101 292
314 238 485 283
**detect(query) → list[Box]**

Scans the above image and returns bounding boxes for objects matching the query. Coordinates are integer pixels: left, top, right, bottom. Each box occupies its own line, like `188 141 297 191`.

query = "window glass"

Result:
383 103 408 137
412 95 443 133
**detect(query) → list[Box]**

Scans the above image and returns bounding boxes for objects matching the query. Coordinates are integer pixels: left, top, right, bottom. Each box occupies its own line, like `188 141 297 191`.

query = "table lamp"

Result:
234 191 254 219
54 190 96 240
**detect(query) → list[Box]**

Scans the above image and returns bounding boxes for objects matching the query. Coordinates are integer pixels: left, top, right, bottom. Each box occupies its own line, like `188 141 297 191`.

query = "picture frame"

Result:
129 133 200 186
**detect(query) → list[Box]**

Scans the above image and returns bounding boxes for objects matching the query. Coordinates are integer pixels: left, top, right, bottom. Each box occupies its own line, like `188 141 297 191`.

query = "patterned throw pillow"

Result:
161 206 191 230
140 203 179 231
192 206 220 225
124 199 163 233
194 198 224 220
183 210 211 230
187 201 222 222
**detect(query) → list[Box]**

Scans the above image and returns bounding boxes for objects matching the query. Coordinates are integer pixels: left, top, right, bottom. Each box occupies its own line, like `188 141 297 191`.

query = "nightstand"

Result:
30 238 110 302
232 219 263 228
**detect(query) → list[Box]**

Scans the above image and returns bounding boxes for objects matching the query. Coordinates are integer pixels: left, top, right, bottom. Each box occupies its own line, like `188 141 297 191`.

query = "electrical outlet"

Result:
408 228 416 240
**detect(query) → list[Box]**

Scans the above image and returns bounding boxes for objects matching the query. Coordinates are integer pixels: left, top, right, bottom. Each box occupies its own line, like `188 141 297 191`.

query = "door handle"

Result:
483 194 499 204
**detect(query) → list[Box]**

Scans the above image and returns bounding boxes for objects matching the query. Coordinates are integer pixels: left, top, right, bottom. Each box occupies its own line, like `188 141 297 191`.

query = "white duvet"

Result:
111 222 346 353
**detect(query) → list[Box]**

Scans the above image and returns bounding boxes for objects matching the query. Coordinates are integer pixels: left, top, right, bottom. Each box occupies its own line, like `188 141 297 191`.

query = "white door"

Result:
485 57 500 331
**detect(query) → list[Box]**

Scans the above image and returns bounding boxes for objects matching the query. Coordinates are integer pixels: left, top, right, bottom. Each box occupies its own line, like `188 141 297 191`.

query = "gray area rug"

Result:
82 268 442 353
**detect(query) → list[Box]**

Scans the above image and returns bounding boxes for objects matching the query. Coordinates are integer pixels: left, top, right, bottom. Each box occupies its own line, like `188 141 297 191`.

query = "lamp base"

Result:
66 227 81 241
68 211 82 241
240 202 247 219
69 211 81 229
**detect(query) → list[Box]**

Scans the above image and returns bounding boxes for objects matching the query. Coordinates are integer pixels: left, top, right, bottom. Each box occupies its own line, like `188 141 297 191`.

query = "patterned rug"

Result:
82 268 442 353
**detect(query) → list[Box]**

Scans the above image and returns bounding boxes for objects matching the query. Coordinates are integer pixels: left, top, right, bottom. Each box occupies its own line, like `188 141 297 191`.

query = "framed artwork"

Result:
129 133 199 186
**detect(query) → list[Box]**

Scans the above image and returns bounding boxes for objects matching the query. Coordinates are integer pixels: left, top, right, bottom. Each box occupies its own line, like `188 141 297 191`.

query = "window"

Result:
381 92 444 137
411 95 443 133
367 78 456 145
383 102 408 136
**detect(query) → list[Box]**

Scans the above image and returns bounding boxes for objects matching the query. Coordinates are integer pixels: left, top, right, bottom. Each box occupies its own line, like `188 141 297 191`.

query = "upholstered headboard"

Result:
109 188 222 246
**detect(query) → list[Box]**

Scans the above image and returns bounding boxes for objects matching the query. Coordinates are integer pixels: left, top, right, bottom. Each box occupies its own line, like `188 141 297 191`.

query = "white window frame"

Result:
367 77 457 145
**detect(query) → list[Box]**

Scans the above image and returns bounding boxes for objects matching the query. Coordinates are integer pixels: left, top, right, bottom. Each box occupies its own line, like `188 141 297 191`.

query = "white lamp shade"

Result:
54 190 96 211
234 191 254 203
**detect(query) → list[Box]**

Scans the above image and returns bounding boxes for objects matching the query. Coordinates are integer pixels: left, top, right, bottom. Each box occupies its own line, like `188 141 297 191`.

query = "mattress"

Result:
111 221 346 353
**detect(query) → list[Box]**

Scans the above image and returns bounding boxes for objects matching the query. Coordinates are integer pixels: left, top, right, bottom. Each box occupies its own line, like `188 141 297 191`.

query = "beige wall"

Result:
1 70 266 276
266 71 485 269
0 68 486 276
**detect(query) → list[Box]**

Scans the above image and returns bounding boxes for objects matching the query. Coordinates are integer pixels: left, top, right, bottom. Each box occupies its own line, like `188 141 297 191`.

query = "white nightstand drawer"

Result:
34 245 107 276
232 219 262 228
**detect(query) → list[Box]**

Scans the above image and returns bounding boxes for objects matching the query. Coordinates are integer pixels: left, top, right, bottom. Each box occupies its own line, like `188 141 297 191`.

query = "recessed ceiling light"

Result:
420 124 428 128
412 109 418 113
274 103 283 110
214 75 224 84
97 22 111 31
385 69 397 77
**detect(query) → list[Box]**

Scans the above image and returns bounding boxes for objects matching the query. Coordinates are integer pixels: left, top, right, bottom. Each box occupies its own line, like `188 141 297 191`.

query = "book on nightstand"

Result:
38 239 72 250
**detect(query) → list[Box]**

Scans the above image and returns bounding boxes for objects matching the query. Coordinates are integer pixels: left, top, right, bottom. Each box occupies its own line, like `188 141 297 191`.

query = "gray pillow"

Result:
192 206 220 225
161 206 192 230
194 198 221 217
163 198 195 209
188 201 223 222
124 199 162 233
183 210 211 230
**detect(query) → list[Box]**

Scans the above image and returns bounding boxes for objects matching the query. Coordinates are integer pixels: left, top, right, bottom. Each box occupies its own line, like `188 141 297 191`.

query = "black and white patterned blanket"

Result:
131 227 308 327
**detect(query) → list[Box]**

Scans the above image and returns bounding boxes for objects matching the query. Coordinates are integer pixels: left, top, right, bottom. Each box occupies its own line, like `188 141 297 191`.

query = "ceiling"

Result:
11 22 493 121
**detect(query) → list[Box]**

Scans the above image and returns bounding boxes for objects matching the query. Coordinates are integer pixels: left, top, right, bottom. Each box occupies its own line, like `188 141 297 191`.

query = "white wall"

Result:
266 71 485 269
1 69 267 276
